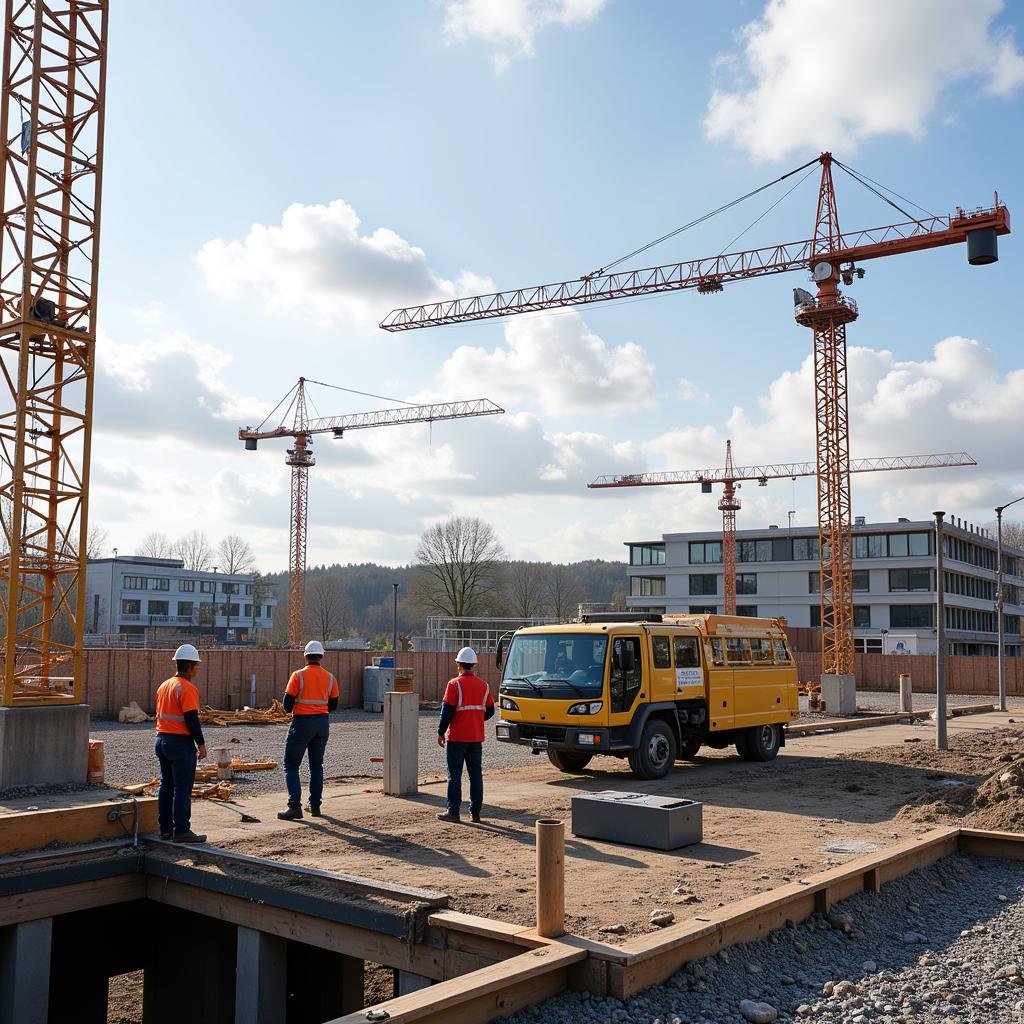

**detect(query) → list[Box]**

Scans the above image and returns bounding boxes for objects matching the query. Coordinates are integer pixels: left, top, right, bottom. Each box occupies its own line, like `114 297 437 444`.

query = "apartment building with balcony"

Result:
85 556 277 644
625 517 1023 657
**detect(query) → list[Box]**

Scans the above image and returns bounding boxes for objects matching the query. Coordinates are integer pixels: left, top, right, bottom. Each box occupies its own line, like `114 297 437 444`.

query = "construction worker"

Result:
436 647 494 824
154 644 208 843
278 640 340 820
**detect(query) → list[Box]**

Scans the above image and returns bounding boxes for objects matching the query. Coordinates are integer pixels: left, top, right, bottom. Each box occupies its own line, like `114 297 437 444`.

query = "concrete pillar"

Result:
235 927 287 1024
0 918 53 1024
384 690 419 796
0 705 89 787
396 970 432 996
898 673 913 713
820 673 857 716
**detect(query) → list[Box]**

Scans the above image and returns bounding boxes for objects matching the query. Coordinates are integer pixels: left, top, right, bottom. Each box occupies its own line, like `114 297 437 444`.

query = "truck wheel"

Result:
677 735 702 761
547 750 593 773
628 719 678 780
743 724 781 762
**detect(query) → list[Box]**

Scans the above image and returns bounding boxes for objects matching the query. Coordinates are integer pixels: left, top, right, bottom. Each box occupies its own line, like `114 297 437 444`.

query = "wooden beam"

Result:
957 828 1024 860
329 944 586 1024
0 799 157 856
788 703 998 737
0 874 145 927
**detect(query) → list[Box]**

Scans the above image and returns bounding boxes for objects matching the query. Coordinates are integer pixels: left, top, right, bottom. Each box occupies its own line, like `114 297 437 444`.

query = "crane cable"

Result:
587 155 822 277
832 160 936 229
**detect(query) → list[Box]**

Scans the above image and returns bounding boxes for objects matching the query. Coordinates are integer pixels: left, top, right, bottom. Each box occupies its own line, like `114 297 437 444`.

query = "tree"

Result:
217 534 256 575
987 519 1024 551
85 525 109 560
174 530 213 571
506 561 548 618
249 570 276 637
139 531 174 558
412 516 505 617
547 563 583 621
306 575 354 642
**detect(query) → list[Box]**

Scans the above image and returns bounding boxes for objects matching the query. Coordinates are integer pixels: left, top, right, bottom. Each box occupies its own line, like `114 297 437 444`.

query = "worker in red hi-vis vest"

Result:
436 647 494 824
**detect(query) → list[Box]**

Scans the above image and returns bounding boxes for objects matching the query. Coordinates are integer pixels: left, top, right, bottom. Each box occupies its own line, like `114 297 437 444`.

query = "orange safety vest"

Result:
155 675 200 736
442 673 492 743
285 663 339 715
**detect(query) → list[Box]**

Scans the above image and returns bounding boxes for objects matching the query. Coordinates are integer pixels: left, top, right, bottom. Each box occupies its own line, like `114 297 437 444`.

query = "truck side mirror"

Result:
495 633 512 670
614 644 635 673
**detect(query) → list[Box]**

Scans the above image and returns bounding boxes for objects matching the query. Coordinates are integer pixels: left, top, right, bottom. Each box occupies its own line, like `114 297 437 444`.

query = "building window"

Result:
689 574 718 596
178 601 194 617
200 581 214 593
179 579 195 592
689 541 722 565
736 605 758 617
908 533 930 556
890 604 934 628
150 577 170 591
222 582 238 595
890 568 933 592
853 605 871 628
227 603 241 617
121 599 140 615
245 584 253 595
737 540 773 563
244 604 252 617
736 573 757 595
810 605 819 628
854 637 884 653
810 569 869 593
631 544 666 566
689 605 717 615
124 576 146 590
631 576 666 597
147 600 169 615
793 537 820 560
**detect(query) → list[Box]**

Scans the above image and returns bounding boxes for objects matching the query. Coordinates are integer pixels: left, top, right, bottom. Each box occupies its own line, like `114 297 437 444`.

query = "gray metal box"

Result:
362 666 394 713
571 791 703 850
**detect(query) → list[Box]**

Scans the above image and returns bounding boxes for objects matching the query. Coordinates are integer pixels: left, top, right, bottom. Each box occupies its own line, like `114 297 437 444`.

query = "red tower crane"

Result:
239 379 503 648
379 154 1008 681
589 443 977 614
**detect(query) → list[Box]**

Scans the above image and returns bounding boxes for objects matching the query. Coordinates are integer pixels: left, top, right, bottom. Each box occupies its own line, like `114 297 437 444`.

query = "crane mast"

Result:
591 444 977 615
380 154 1007 683
239 380 504 648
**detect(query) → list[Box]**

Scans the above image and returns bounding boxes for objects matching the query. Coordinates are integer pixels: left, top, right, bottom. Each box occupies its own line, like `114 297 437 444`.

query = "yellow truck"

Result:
494 613 799 779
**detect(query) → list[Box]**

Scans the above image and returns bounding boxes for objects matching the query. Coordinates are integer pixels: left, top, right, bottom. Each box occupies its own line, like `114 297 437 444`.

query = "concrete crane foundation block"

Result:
0 705 90 790
820 674 857 717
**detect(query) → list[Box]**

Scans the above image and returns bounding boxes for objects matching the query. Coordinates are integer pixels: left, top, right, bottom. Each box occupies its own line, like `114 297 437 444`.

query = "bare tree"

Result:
85 525 109 560
174 530 213 571
139 531 174 558
987 519 1024 551
217 534 256 575
306 575 353 642
547 564 583 621
412 516 505 617
506 561 547 618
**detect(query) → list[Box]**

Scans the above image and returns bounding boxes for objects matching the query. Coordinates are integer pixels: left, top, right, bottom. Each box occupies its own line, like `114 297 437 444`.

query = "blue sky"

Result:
91 0 1024 568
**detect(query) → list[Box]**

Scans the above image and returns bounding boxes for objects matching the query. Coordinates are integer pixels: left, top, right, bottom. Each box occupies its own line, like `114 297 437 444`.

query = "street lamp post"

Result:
392 583 399 657
996 495 1024 713
933 511 947 751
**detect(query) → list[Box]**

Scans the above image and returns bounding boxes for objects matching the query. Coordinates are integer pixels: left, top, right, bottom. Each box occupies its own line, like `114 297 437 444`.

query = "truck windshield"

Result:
501 633 608 699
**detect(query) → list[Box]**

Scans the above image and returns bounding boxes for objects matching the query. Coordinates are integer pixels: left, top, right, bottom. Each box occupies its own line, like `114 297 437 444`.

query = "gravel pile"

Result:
89 711 536 795
507 854 1024 1024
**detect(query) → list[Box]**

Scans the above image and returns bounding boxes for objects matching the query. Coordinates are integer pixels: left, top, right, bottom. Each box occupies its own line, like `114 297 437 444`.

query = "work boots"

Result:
277 804 303 821
172 830 207 844
306 803 323 817
436 811 460 823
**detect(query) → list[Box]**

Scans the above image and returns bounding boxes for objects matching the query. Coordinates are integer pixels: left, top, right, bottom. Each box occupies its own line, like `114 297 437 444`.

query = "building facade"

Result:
625 518 1024 657
85 556 277 644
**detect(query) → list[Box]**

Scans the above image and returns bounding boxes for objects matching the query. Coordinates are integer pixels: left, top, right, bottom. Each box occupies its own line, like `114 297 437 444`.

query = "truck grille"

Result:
517 724 567 743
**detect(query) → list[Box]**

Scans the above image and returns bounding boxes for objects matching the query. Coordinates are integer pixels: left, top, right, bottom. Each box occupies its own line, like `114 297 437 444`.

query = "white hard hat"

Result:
304 640 325 657
172 643 201 663
456 646 478 665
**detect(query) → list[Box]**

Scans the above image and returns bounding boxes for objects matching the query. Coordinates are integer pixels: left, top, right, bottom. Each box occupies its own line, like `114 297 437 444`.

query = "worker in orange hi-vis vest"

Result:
154 644 208 844
278 640 340 821
436 647 495 824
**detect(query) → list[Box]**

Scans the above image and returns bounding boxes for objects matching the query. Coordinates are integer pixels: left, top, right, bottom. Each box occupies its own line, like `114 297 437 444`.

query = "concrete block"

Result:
821 674 857 716
384 691 418 796
396 970 432 996
235 927 287 1024
571 791 703 850
0 704 90 789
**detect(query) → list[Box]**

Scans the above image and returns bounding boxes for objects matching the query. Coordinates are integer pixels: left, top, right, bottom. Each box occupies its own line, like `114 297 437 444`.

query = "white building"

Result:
625 517 1024 657
85 556 277 644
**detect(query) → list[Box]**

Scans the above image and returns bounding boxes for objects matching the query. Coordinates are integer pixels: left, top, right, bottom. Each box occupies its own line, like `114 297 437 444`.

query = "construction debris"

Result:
199 700 291 726
120 778 237 800
118 700 151 723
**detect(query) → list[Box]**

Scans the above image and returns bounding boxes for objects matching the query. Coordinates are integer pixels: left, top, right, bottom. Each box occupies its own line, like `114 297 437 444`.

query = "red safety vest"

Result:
155 676 200 735
442 673 493 743
285 663 339 715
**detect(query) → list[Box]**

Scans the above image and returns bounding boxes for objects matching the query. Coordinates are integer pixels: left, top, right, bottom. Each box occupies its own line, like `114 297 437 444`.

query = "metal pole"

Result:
392 582 399 656
997 507 1006 712
933 511 947 750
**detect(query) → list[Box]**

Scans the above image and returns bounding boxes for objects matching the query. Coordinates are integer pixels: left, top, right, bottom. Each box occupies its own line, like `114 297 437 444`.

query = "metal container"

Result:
571 790 703 850
967 227 998 265
362 665 394 713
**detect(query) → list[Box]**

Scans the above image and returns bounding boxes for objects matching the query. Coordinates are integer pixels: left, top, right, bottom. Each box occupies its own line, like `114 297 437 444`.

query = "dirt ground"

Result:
181 706 1023 945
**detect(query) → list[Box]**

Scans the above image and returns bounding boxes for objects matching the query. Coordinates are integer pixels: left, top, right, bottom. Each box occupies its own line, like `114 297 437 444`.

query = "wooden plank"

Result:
0 874 145 926
329 944 585 1024
958 829 1024 860
147 877 449 979
0 798 158 855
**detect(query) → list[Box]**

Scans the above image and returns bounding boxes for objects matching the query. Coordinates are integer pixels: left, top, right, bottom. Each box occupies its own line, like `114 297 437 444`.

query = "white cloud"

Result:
196 199 492 328
704 0 1024 160
441 0 607 70
678 377 710 405
433 310 656 415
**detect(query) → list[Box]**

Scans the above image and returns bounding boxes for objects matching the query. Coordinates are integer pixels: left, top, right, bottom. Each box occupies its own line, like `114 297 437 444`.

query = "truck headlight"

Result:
500 696 520 712
567 701 603 715
496 724 511 738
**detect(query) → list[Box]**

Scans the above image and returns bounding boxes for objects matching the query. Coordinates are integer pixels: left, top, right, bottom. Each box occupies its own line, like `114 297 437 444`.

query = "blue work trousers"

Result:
155 733 198 836
284 714 330 807
446 741 483 817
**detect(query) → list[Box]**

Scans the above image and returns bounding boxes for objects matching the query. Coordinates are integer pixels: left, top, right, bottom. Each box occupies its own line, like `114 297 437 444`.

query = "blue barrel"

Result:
967 227 998 265
377 656 395 667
